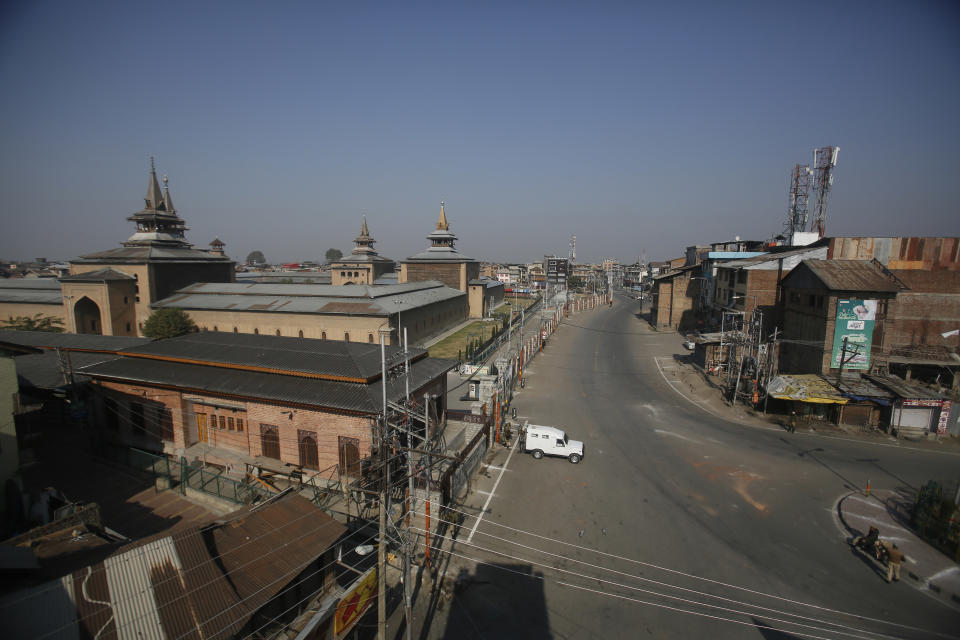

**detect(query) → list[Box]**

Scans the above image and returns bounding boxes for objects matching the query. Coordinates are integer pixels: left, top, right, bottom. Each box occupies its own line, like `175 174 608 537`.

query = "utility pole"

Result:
763 328 779 414
836 336 861 384
378 336 387 640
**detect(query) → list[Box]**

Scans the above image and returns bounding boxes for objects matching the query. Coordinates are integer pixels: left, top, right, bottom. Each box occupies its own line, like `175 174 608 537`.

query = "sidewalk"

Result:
838 489 960 607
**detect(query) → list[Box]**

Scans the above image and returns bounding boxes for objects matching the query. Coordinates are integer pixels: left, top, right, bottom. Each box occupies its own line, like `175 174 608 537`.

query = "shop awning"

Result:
767 374 848 404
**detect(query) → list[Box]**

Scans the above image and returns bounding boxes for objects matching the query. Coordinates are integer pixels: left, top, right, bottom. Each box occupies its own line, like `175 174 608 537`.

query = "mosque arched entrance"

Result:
74 297 103 335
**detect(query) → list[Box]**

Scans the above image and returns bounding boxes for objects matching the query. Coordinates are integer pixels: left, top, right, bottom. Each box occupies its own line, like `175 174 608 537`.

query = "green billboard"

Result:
831 299 876 370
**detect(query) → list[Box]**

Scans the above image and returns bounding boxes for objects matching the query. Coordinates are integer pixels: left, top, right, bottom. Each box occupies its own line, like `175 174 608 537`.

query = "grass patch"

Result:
428 321 498 360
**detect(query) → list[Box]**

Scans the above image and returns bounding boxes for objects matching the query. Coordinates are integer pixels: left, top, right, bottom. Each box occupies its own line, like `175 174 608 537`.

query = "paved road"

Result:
424 292 960 639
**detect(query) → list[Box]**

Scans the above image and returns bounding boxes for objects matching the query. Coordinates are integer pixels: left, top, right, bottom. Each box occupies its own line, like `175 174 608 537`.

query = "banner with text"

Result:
831 299 877 370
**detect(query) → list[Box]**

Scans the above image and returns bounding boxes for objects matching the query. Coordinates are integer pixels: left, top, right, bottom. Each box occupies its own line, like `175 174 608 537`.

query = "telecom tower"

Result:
810 146 839 238
784 163 812 240
569 235 576 264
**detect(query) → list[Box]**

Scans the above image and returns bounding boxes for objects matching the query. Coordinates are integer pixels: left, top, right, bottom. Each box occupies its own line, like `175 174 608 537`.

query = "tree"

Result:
246 250 266 265
325 248 343 263
142 308 196 339
0 313 64 332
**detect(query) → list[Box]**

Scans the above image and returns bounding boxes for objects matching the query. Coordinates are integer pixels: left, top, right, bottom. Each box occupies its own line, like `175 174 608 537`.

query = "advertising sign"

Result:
831 299 877 370
938 400 952 436
334 567 377 638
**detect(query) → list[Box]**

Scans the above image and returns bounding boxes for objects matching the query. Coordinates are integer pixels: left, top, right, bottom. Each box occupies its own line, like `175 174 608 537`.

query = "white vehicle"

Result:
522 423 584 464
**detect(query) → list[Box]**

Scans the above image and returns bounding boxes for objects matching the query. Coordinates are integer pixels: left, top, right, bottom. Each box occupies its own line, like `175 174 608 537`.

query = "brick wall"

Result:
405 263 461 290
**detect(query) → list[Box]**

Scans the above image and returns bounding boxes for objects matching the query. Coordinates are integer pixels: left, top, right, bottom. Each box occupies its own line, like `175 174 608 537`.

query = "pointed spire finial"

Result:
360 212 369 236
145 157 163 210
436 201 449 231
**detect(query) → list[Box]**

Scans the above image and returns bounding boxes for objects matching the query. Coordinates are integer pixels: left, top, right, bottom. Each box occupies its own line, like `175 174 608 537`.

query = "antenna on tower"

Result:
569 235 576 264
784 163 812 242
810 146 839 238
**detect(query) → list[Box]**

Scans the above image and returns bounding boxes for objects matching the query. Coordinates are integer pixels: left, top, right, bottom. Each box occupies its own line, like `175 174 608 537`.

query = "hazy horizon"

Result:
2 2 958 266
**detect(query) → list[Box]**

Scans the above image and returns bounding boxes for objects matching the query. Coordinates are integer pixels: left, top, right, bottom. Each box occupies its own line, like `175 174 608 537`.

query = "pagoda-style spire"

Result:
436 201 449 231
124 158 190 248
352 213 376 256
162 174 175 212
145 156 164 210
209 237 225 256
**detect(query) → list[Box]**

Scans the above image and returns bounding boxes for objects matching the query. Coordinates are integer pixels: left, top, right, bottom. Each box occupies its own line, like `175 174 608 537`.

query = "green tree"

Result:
325 248 343 263
142 308 196 339
0 313 65 332
246 250 266 265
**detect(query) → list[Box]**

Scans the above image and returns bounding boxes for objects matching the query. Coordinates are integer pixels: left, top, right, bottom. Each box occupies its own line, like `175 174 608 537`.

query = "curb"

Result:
837 492 960 606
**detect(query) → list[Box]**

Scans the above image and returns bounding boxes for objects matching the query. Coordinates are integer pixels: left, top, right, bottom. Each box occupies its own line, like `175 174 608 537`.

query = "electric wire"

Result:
433 541 941 640
412 517 920 640
423 504 958 639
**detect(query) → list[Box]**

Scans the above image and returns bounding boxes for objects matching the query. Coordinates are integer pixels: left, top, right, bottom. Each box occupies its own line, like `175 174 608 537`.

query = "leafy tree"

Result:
325 248 343 263
142 308 196 339
0 313 65 332
246 250 266 265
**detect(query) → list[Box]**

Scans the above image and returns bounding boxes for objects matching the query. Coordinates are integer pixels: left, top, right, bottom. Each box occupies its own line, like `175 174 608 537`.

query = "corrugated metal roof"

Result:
802 260 904 293
8 493 342 640
0 330 150 352
833 376 894 399
74 246 232 262
117 331 426 379
153 280 464 315
864 374 947 400
0 278 63 290
715 246 826 269
60 268 135 282
14 351 123 389
79 352 456 412
0 289 63 304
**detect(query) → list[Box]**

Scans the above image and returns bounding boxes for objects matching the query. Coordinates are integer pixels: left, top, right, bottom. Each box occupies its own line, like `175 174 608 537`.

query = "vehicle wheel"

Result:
568 453 581 464
531 449 543 460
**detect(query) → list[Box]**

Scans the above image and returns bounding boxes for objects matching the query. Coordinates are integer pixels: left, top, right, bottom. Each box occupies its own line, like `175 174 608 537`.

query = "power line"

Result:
422 504 958 640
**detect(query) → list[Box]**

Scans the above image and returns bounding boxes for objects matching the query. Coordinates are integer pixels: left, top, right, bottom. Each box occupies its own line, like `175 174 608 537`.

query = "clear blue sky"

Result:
1 1 957 264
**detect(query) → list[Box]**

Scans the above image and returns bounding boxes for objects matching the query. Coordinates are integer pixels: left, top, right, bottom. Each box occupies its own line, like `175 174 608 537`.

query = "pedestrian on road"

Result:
853 525 880 555
880 541 905 582
788 410 798 433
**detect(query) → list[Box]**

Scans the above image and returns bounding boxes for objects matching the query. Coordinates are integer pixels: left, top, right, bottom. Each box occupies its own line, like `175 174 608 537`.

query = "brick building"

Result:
79 332 456 475
650 265 700 330
777 259 960 387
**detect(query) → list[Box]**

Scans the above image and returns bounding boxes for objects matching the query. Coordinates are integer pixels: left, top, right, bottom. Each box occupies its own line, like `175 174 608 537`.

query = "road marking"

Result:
653 357 725 419
476 490 495 496
468 441 518 543
481 464 511 472
654 429 698 443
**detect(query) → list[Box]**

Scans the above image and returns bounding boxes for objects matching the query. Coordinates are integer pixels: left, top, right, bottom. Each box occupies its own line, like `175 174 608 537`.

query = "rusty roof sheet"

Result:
864 374 948 400
801 260 904 293
6 493 344 639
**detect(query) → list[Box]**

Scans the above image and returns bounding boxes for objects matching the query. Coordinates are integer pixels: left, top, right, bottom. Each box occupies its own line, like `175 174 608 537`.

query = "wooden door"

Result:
261 424 281 460
339 436 360 476
298 430 319 470
196 413 208 443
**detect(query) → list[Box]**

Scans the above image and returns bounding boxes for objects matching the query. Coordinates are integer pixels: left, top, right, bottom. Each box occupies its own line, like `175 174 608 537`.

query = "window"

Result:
236 418 244 432
276 329 281 336
368 333 374 343
219 415 227 429
322 331 327 340
344 332 350 342
808 294 817 307
135 295 140 302
233 327 238 334
341 271 346 277
298 330 303 338
228 417 235 431
126 322 131 332
737 271 747 284
254 328 259 335
789 292 801 304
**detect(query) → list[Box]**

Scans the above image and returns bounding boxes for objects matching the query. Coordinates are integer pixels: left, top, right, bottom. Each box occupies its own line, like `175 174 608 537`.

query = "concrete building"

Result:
0 279 66 327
